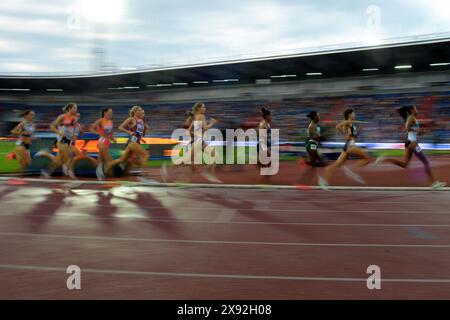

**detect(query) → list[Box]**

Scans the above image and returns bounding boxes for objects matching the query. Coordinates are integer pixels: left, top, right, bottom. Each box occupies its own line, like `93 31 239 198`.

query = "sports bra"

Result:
346 123 357 139
307 123 321 141
129 118 145 143
99 119 113 136
21 121 35 137
59 113 77 140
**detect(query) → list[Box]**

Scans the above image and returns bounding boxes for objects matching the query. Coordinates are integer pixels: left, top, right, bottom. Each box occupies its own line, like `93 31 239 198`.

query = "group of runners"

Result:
5 102 447 189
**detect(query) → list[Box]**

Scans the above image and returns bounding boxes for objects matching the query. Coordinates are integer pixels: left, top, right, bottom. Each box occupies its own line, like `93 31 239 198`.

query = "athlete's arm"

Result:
118 118 134 135
336 120 349 137
50 115 66 137
10 122 24 136
206 117 217 129
90 119 101 134
78 123 85 136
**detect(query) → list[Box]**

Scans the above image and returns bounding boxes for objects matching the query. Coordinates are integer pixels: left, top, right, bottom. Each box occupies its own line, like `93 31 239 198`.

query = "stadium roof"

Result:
0 38 449 94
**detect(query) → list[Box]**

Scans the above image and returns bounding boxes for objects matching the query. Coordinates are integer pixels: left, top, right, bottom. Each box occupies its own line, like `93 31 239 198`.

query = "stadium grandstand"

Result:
1 38 449 147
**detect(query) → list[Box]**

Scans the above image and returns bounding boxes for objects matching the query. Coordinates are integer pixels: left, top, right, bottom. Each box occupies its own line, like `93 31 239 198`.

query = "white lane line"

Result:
1 264 450 283
0 199 447 214
2 212 450 228
2 188 447 205
2 207 448 215
0 177 449 191
1 232 450 248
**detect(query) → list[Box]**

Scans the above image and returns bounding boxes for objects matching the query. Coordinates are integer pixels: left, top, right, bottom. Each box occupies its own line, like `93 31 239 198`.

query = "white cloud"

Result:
0 0 69 16
411 0 450 23
0 38 34 53
0 0 449 74
0 62 57 73
0 14 148 41
49 47 94 60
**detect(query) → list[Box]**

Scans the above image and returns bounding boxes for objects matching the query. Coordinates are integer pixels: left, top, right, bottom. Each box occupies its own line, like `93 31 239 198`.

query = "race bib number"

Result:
310 144 317 150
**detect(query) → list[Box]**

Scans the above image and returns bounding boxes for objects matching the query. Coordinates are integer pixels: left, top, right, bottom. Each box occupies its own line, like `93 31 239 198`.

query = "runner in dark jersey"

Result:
102 106 149 177
304 111 326 167
319 108 371 190
297 111 327 185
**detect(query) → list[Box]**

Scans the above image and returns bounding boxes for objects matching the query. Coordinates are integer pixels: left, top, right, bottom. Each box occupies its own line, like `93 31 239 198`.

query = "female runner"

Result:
7 110 36 171
88 107 116 180
189 102 221 183
298 111 327 185
376 106 446 189
39 103 78 177
102 106 149 177
257 107 273 184
319 108 371 189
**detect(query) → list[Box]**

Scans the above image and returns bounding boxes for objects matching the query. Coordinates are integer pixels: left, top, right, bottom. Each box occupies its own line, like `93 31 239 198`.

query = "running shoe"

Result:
431 181 447 190
6 152 16 161
68 170 76 179
40 169 50 179
160 162 168 182
96 162 105 181
318 176 330 191
374 154 387 165
202 172 223 184
62 164 69 176
343 166 366 184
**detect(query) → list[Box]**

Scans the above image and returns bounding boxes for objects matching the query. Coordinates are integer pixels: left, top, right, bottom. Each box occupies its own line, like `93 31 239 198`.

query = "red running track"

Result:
146 156 450 187
0 178 449 299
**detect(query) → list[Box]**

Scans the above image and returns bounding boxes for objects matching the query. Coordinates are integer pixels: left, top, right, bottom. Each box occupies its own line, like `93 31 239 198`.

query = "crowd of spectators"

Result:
1 91 449 144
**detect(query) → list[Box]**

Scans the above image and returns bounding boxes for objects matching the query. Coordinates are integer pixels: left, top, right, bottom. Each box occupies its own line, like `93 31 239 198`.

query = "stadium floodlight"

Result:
107 87 123 90
123 86 140 89
193 81 209 84
430 62 450 67
46 89 63 92
81 0 124 23
395 65 412 69
270 75 297 78
157 84 172 87
146 84 159 88
306 72 322 76
363 68 379 72
213 79 239 83
173 83 188 86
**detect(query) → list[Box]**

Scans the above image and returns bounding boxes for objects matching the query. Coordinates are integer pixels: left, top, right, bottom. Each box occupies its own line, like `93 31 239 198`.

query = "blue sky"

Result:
0 0 449 74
